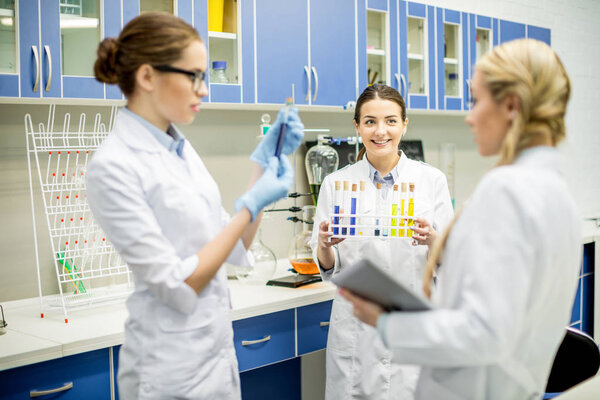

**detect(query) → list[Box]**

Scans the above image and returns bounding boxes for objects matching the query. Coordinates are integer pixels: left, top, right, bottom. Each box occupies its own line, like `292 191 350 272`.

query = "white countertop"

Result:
0 260 335 371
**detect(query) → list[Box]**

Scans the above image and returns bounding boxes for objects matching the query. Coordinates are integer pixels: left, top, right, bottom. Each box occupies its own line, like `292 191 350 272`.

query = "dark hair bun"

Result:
94 37 119 84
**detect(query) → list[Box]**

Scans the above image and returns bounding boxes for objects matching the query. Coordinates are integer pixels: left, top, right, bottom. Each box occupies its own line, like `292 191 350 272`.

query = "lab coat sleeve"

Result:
310 176 339 280
380 172 535 367
86 156 199 315
432 171 454 233
220 206 252 267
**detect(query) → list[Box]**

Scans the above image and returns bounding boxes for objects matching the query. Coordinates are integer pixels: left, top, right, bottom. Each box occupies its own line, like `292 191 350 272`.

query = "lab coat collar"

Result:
114 108 172 154
362 150 410 186
513 146 563 174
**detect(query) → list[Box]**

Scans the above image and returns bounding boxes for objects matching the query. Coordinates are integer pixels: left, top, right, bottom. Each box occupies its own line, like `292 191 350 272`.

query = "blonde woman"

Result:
340 39 581 400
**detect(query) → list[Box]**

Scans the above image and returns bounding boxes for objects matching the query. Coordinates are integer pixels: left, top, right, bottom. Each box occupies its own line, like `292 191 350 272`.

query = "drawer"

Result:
0 348 111 400
233 309 295 372
297 300 333 355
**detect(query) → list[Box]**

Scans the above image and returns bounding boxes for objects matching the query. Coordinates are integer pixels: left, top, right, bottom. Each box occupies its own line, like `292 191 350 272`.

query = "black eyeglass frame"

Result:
153 65 206 92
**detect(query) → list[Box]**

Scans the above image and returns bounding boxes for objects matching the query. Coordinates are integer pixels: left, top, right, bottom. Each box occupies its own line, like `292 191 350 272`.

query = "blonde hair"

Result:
423 39 571 297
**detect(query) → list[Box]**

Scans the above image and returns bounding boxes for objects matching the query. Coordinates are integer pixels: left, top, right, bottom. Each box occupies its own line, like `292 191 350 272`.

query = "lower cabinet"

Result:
0 348 111 400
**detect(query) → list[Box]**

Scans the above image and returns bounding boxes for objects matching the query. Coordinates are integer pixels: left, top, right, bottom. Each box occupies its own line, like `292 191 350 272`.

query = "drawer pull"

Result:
319 321 330 327
30 381 73 398
242 335 271 346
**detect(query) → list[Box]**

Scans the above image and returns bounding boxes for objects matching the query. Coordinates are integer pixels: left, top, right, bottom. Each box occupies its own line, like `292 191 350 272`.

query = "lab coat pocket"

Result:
156 297 216 332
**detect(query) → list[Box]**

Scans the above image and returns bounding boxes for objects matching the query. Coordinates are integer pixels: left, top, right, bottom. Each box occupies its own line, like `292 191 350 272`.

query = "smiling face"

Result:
150 40 208 128
354 97 407 164
465 69 513 157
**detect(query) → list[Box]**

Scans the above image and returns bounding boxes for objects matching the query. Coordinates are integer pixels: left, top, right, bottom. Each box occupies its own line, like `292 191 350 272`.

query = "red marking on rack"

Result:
52 173 55 176
79 217 83 220
102 238 106 241
75 241 78 244
66 196 69 199
70 218 73 221
61 219 64 222
65 241 69 245
68 151 70 154
56 196 59 199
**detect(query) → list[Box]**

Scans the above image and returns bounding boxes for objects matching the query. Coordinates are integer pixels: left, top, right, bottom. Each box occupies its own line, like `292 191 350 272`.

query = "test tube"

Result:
399 182 407 237
391 185 399 237
350 184 357 235
375 182 382 236
407 182 415 237
333 181 341 235
274 97 293 157
342 181 350 235
358 181 366 235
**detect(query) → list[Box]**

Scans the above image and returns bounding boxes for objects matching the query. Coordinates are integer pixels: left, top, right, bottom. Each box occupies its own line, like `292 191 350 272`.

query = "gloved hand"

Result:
235 156 294 221
250 107 304 168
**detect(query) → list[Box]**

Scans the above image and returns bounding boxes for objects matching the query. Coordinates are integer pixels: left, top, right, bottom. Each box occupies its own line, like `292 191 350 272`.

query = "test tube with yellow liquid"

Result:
407 182 415 237
399 182 407 237
391 185 399 237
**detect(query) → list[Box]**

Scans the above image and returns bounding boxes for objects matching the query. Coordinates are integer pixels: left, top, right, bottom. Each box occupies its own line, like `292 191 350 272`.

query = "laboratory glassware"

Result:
305 136 339 205
210 60 228 83
25 105 132 323
236 223 277 283
0 305 6 335
288 205 319 275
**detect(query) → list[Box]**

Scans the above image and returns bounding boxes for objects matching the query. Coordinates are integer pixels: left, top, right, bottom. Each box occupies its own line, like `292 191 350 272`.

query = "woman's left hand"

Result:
411 217 437 246
339 288 384 327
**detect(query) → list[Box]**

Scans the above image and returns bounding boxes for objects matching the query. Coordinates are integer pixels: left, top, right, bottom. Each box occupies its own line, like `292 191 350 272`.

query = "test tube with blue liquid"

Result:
274 97 294 157
341 181 349 235
333 181 341 235
375 182 382 236
350 183 357 235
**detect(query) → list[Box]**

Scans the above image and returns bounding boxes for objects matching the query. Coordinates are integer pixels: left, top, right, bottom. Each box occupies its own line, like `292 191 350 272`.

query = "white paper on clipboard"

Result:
331 258 433 311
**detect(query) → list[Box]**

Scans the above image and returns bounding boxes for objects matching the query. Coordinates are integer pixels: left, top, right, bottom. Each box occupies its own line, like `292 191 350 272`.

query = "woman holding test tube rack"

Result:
309 84 454 400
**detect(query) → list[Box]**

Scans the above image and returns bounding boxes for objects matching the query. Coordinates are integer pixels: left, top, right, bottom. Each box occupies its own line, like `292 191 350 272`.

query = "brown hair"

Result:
423 39 571 297
354 84 407 161
94 12 202 97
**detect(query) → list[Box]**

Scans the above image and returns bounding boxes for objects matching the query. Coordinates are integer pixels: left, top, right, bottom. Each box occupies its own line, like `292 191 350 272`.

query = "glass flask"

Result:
235 224 276 283
211 60 228 83
288 205 319 275
305 136 339 205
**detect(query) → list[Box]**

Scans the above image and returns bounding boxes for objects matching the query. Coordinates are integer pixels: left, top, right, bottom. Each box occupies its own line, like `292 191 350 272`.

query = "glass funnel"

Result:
305 137 339 205
288 205 319 275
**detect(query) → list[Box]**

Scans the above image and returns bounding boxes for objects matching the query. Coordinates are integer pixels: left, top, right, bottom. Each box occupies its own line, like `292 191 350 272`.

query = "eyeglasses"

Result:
153 65 206 92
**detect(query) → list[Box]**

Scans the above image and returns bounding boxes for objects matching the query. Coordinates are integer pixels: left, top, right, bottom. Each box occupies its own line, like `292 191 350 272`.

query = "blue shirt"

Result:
365 154 401 198
120 108 186 158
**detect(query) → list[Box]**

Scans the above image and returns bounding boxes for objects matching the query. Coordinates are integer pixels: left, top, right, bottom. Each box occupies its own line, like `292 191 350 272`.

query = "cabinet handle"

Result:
311 66 319 102
466 79 472 106
44 45 52 92
241 335 271 346
30 382 73 398
304 66 311 102
395 73 400 90
400 74 407 98
32 46 40 93
319 321 330 327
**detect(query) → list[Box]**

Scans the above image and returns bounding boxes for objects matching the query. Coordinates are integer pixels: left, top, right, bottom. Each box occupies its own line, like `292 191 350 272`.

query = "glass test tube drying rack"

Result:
328 213 418 240
25 105 132 323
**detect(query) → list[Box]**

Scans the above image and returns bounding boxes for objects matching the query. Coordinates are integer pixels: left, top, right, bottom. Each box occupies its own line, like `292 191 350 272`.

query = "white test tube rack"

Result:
328 212 418 240
25 104 133 323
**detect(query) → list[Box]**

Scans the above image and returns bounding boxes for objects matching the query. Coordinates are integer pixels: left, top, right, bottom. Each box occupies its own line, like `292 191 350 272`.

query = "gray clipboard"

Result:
331 258 432 311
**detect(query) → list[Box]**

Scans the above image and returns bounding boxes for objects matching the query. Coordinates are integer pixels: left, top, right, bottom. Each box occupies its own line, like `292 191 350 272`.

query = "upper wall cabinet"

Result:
527 24 550 45
255 0 356 106
465 14 496 110
435 8 467 111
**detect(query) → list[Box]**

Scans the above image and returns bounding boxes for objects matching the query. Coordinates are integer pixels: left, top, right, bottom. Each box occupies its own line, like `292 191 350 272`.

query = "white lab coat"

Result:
310 155 454 400
380 147 582 400
86 111 250 400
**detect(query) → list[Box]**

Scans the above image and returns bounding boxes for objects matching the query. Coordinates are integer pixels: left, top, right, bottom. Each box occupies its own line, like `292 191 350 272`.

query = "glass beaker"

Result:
288 205 319 275
235 224 276 283
305 137 339 205
211 61 228 83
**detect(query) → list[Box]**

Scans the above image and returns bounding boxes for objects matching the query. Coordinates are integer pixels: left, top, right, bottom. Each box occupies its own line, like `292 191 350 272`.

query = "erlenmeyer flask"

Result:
236 224 277 283
287 205 319 275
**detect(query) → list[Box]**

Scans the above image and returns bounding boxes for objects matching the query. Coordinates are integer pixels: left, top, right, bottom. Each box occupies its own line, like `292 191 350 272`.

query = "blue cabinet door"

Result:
18 0 41 98
297 300 332 355
309 0 356 106
435 8 465 111
500 19 526 44
255 0 309 105
0 348 111 400
40 0 62 98
527 25 551 46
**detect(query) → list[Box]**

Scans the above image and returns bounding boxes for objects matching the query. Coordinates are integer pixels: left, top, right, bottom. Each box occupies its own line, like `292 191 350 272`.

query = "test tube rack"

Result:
25 105 132 323
328 213 418 240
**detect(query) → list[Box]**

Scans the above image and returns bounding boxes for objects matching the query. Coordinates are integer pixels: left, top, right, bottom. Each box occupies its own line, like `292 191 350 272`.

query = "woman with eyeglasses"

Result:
88 13 304 400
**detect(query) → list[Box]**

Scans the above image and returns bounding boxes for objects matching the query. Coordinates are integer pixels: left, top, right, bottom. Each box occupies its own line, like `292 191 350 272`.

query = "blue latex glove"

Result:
235 156 294 221
250 107 304 168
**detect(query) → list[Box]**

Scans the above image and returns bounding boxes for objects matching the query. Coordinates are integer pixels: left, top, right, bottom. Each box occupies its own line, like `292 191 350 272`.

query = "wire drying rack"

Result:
25 104 132 323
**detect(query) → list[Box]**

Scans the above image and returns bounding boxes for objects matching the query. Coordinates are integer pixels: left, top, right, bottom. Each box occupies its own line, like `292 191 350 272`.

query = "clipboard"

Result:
331 258 432 311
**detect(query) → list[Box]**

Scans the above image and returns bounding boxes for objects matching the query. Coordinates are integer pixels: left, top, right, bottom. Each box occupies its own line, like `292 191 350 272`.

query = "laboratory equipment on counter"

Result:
236 221 277 283
210 61 228 83
328 180 418 240
305 136 339 205
260 113 271 135
288 205 318 275
25 105 132 323
0 305 6 335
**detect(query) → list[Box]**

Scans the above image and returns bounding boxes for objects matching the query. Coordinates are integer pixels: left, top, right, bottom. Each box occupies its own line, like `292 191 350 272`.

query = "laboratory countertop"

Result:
0 260 335 371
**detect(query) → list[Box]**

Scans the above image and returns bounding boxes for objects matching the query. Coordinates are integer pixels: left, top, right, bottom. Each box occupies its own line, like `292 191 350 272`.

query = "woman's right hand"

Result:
318 220 345 249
